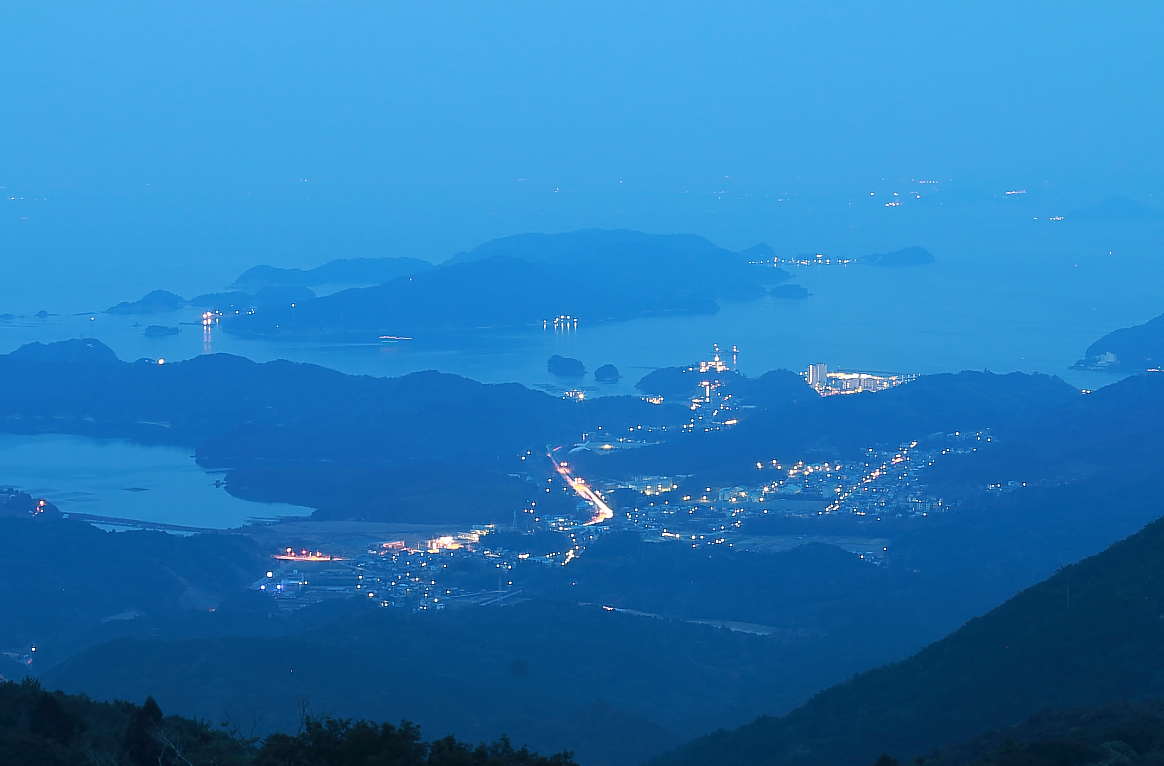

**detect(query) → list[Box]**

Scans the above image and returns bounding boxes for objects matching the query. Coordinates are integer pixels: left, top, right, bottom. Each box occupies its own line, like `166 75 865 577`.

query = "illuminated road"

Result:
274 548 343 562
549 449 614 525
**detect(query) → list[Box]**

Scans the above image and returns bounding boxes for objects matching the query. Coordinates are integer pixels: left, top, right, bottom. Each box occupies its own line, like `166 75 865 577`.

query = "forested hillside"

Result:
653 512 1164 766
0 678 575 766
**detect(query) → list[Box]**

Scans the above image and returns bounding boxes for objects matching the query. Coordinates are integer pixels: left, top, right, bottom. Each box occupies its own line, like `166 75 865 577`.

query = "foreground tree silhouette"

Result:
253 715 577 766
123 696 164 766
0 680 576 766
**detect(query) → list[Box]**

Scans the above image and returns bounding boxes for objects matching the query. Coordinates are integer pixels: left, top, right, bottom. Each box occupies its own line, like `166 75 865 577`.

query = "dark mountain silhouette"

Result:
0 339 677 451
29 470 1164 766
105 231 789 340
608 370 1080 487
1074 311 1164 372
105 290 187 314
227 461 572 525
594 364 620 382
635 366 747 400
142 325 179 337
0 339 684 523
548 355 585 377
232 256 434 288
0 678 576 766
221 230 789 340
7 342 1164 765
0 489 60 519
221 256 689 339
652 510 1164 766
0 516 266 662
910 701 1164 766
6 338 120 364
105 286 316 316
40 601 783 766
193 285 317 312
924 371 1164 491
3 338 1110 522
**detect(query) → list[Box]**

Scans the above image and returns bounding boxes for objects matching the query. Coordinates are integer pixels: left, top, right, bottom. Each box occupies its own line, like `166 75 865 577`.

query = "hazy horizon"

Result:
4 2 1164 310
5 6 1164 765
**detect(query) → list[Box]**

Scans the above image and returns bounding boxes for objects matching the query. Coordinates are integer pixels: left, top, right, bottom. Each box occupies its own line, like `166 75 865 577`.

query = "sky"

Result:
2 1 1162 306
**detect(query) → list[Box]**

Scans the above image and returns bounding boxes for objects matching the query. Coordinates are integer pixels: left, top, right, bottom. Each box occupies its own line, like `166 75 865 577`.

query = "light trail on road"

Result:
549 449 614 525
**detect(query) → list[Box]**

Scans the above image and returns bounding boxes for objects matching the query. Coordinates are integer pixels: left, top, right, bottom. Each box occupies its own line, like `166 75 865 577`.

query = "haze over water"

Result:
2 215 1154 394
4 2 1162 308
2 2 1162 529
0 433 308 529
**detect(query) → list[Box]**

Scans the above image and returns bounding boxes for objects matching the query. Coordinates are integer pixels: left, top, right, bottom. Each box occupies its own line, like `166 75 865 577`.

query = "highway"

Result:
549 449 614 525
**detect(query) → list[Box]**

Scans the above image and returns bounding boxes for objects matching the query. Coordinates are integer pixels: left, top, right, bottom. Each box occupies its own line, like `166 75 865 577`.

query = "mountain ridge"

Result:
650 505 1164 766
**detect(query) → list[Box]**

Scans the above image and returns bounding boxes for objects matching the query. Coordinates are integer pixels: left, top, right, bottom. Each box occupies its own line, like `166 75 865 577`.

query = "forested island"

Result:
102 231 792 340
1075 310 1164 372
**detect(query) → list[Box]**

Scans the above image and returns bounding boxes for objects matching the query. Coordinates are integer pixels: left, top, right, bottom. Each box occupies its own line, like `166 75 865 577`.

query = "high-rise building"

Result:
807 362 828 386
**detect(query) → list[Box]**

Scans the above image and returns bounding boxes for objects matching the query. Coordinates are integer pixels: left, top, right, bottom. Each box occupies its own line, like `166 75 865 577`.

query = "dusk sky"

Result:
5 7 1164 763
3 2 1162 301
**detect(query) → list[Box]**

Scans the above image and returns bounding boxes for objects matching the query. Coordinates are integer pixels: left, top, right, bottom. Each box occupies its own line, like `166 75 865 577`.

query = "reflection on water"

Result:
0 434 309 529
0 256 1146 393
0 253 1154 529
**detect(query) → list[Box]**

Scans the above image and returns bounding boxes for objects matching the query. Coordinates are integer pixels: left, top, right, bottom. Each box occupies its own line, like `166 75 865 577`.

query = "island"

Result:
548 355 586 377
594 363 620 382
213 230 792 340
233 256 434 288
859 246 935 267
771 284 809 299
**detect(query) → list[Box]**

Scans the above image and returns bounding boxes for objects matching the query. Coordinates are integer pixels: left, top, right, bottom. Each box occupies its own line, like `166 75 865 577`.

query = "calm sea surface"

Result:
0 433 309 529
1 250 1156 528
0 256 1146 392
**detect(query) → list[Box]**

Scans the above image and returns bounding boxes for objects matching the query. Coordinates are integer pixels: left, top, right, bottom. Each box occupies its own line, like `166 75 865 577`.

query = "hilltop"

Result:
0 338 683 524
597 369 1082 487
916 701 1164 766
220 230 790 340
444 229 767 265
232 256 433 288
8 341 1164 765
105 286 316 316
1074 312 1164 372
860 246 935 267
651 507 1164 766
